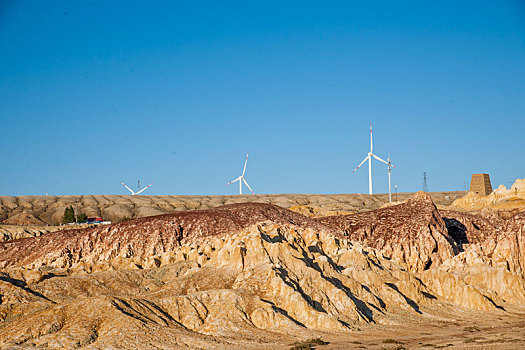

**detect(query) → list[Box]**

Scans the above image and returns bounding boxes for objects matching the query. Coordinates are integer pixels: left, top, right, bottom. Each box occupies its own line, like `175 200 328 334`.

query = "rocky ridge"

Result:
318 192 458 273
1 193 524 349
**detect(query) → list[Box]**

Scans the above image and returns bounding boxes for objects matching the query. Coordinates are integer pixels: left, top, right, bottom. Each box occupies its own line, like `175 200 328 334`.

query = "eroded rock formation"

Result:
1 194 524 349
318 192 459 272
452 177 525 212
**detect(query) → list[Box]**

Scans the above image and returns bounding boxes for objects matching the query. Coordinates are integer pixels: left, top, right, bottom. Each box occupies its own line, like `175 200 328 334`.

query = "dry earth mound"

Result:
1 211 45 226
1 195 524 349
0 191 464 225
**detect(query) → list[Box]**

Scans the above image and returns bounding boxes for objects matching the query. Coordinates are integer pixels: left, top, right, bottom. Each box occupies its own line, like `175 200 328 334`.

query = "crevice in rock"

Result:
384 282 422 314
0 275 56 304
423 258 432 271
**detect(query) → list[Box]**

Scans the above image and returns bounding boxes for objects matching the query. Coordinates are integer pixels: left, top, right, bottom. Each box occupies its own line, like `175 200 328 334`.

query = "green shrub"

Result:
77 213 88 223
289 338 328 349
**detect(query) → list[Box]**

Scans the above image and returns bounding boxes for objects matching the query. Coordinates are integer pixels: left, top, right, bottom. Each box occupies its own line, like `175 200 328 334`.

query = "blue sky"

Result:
1 1 524 196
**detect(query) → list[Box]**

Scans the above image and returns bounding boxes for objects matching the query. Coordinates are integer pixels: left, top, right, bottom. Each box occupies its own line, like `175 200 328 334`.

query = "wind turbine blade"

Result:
242 178 254 194
121 182 136 195
242 153 249 176
135 183 153 195
370 123 373 153
353 155 370 173
226 177 241 185
372 154 389 165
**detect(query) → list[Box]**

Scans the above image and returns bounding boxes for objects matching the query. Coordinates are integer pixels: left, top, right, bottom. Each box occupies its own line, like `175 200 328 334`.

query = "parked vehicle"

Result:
87 217 104 224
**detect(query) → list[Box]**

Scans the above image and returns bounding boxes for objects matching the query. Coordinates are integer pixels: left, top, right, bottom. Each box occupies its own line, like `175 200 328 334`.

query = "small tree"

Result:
62 206 75 224
77 212 88 223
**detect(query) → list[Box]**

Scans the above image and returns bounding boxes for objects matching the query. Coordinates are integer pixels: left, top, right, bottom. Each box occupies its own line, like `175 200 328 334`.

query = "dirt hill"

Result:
0 191 464 225
1 211 45 226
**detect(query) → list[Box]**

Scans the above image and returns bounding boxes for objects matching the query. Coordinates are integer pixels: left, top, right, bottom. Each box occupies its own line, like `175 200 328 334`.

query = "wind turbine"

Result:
226 153 254 195
121 181 153 195
352 123 392 195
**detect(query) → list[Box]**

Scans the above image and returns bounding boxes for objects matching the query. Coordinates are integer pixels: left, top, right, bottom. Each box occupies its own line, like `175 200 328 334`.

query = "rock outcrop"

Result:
0 225 51 243
452 177 525 212
318 192 459 272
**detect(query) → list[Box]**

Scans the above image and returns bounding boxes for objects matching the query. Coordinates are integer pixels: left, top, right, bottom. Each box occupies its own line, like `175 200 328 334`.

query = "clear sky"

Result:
1 1 524 196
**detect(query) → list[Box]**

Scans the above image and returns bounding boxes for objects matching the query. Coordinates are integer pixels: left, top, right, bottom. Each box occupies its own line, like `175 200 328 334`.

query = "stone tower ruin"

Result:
470 173 492 196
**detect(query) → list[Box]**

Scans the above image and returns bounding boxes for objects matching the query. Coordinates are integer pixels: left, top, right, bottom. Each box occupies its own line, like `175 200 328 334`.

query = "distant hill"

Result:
1 211 45 225
0 192 464 225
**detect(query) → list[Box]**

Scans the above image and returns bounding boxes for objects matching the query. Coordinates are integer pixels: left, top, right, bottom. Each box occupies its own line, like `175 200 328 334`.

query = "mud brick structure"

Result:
470 173 492 196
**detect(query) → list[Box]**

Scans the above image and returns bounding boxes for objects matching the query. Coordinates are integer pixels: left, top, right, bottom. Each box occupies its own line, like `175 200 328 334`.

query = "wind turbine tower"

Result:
387 154 396 203
226 153 254 195
353 124 390 195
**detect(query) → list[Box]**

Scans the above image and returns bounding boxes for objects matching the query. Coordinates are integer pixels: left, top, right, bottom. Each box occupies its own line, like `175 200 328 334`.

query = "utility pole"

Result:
395 184 398 202
74 203 78 224
423 172 429 192
387 155 393 203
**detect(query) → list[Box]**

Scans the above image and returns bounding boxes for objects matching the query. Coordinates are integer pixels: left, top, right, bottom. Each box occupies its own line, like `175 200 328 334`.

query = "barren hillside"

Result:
1 193 524 349
0 191 464 225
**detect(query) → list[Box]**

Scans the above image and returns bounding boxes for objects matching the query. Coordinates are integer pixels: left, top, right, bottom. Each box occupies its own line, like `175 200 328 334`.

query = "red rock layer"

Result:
317 192 459 272
438 209 525 277
0 203 328 269
440 210 501 246
1 194 523 276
